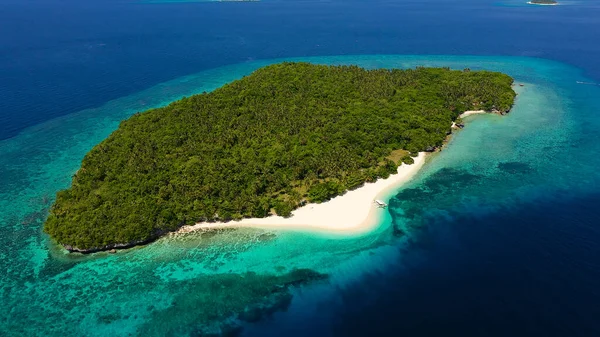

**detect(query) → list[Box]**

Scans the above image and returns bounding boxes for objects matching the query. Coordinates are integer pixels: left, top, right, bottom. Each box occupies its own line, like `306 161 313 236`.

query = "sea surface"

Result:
1 0 600 336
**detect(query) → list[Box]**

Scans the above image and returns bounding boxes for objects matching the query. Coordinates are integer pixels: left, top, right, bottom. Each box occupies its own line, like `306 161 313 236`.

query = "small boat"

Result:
374 200 388 208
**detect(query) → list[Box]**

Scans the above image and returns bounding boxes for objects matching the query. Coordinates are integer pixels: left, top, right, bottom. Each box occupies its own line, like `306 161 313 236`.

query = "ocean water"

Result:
241 57 600 337
1 54 599 336
2 0 600 336
3 0 600 140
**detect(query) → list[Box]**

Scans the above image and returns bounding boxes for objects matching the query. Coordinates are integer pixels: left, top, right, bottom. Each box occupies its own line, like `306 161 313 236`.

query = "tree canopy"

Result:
44 62 515 251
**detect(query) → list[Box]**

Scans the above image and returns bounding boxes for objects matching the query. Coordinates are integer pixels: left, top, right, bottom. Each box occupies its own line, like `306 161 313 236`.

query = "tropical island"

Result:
44 62 516 253
528 0 558 5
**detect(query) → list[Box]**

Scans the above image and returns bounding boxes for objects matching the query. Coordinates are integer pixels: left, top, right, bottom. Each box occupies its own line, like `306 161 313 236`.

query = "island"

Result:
44 62 516 253
528 0 558 5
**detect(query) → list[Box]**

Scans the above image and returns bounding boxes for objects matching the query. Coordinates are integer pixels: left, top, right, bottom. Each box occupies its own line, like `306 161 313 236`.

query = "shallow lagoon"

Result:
1 54 599 336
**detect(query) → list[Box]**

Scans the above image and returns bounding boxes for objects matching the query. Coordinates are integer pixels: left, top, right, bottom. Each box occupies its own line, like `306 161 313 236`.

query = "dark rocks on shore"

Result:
491 107 511 116
62 230 168 254
63 240 148 254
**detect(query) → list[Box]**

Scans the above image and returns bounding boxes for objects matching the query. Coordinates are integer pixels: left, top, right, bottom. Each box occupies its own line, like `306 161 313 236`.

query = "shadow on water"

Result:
135 268 328 337
326 192 600 337
389 167 484 236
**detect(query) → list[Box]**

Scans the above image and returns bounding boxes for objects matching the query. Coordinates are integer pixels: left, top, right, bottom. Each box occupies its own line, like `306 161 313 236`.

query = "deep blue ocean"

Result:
1 0 600 336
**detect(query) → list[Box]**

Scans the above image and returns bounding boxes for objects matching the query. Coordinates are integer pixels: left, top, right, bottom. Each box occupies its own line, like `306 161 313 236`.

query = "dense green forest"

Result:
45 62 515 251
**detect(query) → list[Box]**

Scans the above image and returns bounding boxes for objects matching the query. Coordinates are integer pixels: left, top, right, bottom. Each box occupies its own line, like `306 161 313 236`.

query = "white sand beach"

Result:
459 110 487 118
527 1 558 5
177 152 427 234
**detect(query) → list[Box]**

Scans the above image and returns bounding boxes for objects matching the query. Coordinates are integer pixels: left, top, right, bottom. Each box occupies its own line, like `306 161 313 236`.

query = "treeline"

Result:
44 62 515 250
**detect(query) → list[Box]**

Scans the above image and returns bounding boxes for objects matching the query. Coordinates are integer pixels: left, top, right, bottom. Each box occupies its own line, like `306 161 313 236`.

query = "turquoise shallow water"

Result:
1 55 599 336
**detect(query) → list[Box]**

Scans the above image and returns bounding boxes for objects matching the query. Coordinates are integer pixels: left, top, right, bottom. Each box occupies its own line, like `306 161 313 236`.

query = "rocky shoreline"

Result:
64 238 155 254
62 229 169 254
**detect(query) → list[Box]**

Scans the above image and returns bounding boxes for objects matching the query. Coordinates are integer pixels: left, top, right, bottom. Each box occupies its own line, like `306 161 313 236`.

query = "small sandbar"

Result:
527 1 558 5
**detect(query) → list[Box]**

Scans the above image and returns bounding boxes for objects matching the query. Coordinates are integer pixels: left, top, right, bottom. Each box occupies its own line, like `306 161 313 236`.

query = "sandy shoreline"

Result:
177 152 427 235
177 110 493 236
527 1 558 5
459 110 487 118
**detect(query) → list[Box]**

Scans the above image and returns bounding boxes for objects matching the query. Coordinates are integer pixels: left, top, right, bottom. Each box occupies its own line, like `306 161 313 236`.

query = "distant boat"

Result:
374 200 388 208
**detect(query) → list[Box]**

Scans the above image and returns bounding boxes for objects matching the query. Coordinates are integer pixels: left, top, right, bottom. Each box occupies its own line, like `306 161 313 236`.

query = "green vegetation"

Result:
401 155 415 165
44 62 515 251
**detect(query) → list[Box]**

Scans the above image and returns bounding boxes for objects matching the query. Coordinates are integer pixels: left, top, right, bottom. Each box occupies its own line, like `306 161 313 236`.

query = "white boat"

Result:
374 199 388 208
